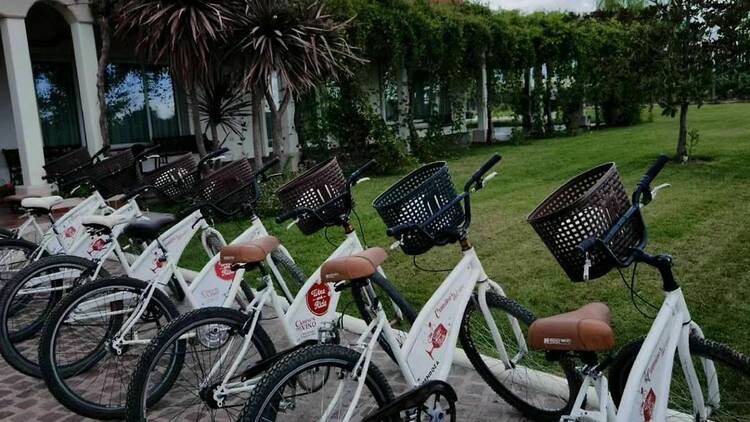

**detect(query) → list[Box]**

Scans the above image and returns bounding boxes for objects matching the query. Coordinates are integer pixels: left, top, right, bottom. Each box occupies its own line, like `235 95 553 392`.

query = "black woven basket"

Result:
89 149 139 198
143 154 199 202
277 158 349 235
44 148 91 177
194 159 256 216
527 163 644 282
373 162 464 256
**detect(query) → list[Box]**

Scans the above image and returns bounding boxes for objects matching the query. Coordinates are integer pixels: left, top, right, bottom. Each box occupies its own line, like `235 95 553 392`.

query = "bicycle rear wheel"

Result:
0 238 40 286
459 290 579 421
125 307 276 422
238 344 396 422
39 277 180 420
609 336 750 421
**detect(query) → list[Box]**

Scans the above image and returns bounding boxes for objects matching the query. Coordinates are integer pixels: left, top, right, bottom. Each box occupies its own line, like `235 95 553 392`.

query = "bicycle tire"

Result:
39 277 181 420
238 344 397 422
350 272 418 362
459 290 579 421
270 250 307 297
0 227 16 239
0 238 43 285
125 307 277 422
0 254 107 377
609 335 750 420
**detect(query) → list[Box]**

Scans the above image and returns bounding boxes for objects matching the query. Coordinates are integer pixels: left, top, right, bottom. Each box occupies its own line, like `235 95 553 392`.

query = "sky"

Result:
483 0 597 13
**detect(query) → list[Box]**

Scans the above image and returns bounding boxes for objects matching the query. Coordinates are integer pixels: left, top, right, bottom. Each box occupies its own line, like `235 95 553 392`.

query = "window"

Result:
382 76 399 122
32 62 83 147
412 72 452 123
105 64 180 144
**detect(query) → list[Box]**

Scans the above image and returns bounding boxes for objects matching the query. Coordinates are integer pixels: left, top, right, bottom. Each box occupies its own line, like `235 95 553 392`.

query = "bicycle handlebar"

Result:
197 148 230 170
387 154 501 243
577 155 670 260
348 159 377 186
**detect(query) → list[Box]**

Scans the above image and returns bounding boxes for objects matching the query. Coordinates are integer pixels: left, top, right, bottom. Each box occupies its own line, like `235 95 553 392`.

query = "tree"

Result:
652 0 716 160
114 0 242 156
233 0 362 170
196 65 252 151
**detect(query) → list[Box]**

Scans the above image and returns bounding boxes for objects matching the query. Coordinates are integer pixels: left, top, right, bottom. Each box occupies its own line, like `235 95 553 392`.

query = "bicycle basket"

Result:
194 159 256 216
143 154 199 202
43 148 91 177
527 163 644 282
373 162 464 256
277 158 349 235
89 149 139 198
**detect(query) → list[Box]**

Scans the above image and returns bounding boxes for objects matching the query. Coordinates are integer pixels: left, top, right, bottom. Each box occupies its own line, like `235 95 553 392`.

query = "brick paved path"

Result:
0 315 530 422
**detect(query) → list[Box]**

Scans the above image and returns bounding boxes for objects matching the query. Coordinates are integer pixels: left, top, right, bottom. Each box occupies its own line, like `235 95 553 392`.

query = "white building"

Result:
0 0 297 196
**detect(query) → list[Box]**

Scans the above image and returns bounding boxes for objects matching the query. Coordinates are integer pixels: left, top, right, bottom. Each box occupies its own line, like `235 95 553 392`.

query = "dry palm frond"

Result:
234 0 364 97
196 67 252 137
115 0 244 84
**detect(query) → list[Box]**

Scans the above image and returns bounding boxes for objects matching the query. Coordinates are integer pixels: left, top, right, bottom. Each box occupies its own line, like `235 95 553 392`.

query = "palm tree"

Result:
233 0 362 169
114 0 242 156
196 65 252 151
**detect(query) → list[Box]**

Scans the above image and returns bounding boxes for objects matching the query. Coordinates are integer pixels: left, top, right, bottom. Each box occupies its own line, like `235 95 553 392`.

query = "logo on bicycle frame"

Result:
64 226 77 238
306 283 331 316
641 388 656 421
426 322 448 360
87 238 107 256
214 261 236 281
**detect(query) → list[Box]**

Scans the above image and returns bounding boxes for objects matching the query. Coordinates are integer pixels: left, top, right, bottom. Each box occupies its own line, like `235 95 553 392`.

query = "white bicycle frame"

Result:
6 192 110 261
194 228 382 402
565 288 717 422
316 246 526 421
69 215 299 350
17 198 144 296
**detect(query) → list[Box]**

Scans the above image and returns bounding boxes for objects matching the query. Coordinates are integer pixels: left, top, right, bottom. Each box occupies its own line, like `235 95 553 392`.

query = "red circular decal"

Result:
306 283 331 316
214 261 236 281
64 226 77 238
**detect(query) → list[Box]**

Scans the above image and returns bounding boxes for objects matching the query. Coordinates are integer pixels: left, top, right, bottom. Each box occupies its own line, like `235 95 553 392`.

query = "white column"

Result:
69 22 103 155
0 17 48 195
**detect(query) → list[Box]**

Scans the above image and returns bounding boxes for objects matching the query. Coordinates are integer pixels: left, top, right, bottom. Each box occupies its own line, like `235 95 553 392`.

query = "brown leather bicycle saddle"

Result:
220 236 279 265
320 247 387 283
528 302 615 352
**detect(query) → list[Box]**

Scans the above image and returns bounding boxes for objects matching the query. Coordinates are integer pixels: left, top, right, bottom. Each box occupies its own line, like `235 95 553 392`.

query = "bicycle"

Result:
0 192 111 285
238 154 580 422
37 157 312 419
523 155 750 421
0 147 232 377
123 158 417 422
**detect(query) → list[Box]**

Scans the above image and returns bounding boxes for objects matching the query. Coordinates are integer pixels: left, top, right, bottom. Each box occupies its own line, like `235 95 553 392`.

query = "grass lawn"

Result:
178 102 750 354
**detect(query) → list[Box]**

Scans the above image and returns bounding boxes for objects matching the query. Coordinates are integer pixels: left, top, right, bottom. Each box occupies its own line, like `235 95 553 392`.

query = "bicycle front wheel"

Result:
126 307 276 422
609 335 750 421
39 277 180 420
459 290 579 421
239 344 396 422
0 238 42 285
0 254 105 377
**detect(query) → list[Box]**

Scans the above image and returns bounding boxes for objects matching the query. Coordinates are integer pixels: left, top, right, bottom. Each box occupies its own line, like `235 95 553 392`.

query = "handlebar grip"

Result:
258 157 280 176
349 159 377 184
475 154 502 180
198 148 230 168
386 223 417 238
639 154 669 188
276 208 302 224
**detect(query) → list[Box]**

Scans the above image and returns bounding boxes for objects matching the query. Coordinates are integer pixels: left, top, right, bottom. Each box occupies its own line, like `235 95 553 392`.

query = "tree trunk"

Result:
405 70 419 146
676 101 689 160
271 112 285 169
251 90 264 170
189 90 207 156
544 67 554 135
96 12 111 148
533 64 544 135
486 98 493 144
521 69 532 133
210 123 220 151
